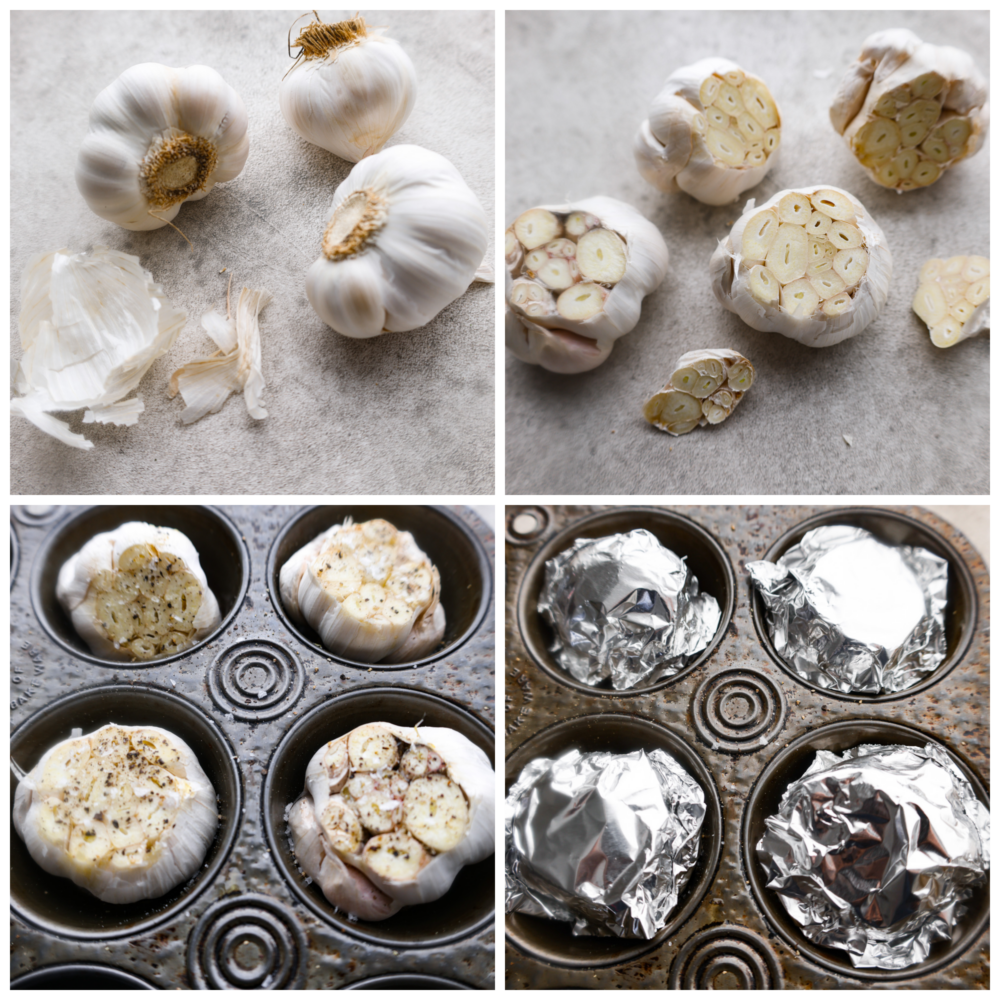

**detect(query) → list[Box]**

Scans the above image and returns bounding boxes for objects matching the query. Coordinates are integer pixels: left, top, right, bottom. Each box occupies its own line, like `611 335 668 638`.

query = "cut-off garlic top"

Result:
505 196 669 374
830 29 989 192
913 255 989 348
710 185 892 348
635 58 781 206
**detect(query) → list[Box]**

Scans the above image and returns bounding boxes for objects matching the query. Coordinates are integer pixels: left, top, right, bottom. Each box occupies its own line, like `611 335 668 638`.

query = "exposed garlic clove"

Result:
830 29 989 191
913 254 990 347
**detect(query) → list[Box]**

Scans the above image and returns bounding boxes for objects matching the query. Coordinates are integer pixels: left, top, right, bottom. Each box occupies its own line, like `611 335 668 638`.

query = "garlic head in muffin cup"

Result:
56 522 221 661
13 724 218 904
306 144 491 338
76 63 249 231
709 185 892 348
279 518 445 663
505 196 669 373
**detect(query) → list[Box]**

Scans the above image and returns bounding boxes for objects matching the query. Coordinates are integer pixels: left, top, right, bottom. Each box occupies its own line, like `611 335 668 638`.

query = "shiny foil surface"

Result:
538 530 721 690
747 525 949 694
505 748 706 939
757 742 990 970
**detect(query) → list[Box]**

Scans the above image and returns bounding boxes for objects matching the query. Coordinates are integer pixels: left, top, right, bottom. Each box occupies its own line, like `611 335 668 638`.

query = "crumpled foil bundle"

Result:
757 742 990 970
505 748 706 939
538 529 721 690
747 525 949 694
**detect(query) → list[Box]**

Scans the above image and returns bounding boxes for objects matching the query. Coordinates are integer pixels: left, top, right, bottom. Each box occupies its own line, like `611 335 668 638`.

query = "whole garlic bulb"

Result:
635 58 781 206
76 63 249 230
280 13 417 162
710 186 892 348
505 196 670 374
306 144 490 338
830 29 989 191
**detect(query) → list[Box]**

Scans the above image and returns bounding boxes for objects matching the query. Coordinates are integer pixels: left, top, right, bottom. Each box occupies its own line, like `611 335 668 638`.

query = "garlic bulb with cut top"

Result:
913 255 989 347
76 63 249 230
505 196 669 373
280 13 417 162
306 144 491 337
635 58 782 206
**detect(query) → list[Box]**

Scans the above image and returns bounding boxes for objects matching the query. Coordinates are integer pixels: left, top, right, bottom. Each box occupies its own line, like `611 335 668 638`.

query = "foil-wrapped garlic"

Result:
76 63 249 230
505 197 670 373
307 145 491 337
644 348 755 435
710 185 892 347
280 13 417 162
830 29 989 191
635 59 782 206
913 255 989 348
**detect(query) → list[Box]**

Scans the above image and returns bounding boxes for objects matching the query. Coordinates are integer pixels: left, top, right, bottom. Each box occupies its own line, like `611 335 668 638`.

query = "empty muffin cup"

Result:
517 507 734 695
31 505 249 667
505 713 723 969
10 684 242 939
262 686 495 948
749 508 977 701
12 964 157 989
267 506 491 668
344 974 475 989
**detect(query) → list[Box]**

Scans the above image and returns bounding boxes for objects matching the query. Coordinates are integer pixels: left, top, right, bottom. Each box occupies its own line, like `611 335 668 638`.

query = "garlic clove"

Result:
307 254 387 338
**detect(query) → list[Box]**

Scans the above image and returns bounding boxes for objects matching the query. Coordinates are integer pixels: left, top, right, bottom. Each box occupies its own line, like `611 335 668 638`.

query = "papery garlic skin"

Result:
307 145 489 337
710 186 892 348
11 247 186 449
635 58 781 206
505 196 669 373
280 14 416 162
76 63 249 230
830 29 989 191
913 255 989 347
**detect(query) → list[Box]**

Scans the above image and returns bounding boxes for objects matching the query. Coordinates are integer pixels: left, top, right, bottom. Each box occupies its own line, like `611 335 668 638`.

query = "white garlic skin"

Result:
76 63 249 230
280 21 417 162
307 145 489 338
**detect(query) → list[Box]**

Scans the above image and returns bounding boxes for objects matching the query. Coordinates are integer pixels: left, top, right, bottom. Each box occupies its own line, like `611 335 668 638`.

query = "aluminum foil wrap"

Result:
538 529 721 690
747 525 949 694
505 748 706 939
757 742 990 970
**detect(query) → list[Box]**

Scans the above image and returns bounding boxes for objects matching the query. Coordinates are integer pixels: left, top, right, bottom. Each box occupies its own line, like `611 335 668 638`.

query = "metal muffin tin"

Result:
10 504 495 990
504 505 989 989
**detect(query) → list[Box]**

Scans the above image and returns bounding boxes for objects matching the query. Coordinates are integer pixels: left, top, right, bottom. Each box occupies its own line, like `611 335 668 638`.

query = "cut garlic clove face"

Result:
635 58 781 205
913 254 990 347
830 29 988 191
710 185 892 347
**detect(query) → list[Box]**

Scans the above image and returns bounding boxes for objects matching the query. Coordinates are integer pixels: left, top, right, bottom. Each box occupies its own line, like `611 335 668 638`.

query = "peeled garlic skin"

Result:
307 145 488 337
76 63 249 230
710 186 892 348
280 31 416 162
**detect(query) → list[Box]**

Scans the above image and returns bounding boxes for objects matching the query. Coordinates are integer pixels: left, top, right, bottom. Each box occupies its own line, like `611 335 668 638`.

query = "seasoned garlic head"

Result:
56 522 221 661
913 255 990 348
279 518 445 663
505 196 669 374
288 722 495 918
635 58 781 206
710 186 892 348
12 724 218 904
830 29 989 191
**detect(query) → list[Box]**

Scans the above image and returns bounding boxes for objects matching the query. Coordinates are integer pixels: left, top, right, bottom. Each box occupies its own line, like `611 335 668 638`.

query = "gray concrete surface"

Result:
11 11 494 495
505 11 989 495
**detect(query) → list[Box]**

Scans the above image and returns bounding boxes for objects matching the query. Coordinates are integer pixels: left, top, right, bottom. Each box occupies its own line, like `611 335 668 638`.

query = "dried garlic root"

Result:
644 349 755 435
912 255 989 347
830 29 988 191
635 58 781 205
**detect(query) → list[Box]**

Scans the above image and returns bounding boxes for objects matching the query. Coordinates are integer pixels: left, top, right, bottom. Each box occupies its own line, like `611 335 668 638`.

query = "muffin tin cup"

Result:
11 963 157 989
749 507 978 702
343 974 475 989
9 684 242 940
504 713 724 969
741 719 990 982
266 505 492 669
30 505 250 669
262 685 495 949
516 507 735 697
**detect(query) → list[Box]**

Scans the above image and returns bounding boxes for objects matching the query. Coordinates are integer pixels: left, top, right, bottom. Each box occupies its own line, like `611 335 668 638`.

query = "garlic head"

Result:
710 186 892 347
280 14 417 162
635 58 781 206
76 63 249 230
505 196 669 373
912 255 989 347
830 29 989 191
